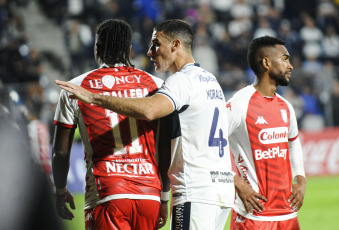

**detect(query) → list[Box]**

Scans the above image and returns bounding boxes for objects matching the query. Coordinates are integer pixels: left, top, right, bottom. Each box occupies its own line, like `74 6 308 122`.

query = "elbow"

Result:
142 108 159 121
52 147 69 161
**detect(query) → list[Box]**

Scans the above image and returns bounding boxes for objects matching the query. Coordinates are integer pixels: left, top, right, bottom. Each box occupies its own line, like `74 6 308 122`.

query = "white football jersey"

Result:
157 63 235 208
227 85 300 221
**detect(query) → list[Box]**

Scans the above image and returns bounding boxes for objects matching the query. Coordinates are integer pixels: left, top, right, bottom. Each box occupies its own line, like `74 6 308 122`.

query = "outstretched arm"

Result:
55 80 173 121
52 125 76 220
234 174 267 213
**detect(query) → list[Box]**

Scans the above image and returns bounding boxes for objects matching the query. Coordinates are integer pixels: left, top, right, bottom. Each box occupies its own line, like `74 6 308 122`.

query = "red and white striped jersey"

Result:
227 85 299 221
54 64 164 209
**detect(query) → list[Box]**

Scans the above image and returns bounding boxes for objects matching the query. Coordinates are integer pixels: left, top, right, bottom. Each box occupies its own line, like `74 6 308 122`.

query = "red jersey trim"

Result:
288 134 298 142
54 120 77 129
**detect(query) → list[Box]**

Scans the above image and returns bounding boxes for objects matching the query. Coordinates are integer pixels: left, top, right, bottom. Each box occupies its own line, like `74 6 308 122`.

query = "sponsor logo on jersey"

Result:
88 75 143 89
106 161 155 175
102 75 115 89
254 146 287 160
281 109 288 123
210 171 234 183
258 127 288 144
197 74 217 83
255 116 268 125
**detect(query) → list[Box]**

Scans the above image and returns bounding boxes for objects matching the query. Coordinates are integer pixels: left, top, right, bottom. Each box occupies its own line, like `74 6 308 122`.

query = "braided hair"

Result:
96 19 134 67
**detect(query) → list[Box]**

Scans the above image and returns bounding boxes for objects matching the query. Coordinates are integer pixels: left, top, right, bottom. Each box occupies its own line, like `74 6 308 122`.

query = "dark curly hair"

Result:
96 19 133 67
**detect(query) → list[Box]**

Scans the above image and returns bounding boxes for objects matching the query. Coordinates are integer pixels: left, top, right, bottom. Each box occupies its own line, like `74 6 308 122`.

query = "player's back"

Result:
55 64 164 209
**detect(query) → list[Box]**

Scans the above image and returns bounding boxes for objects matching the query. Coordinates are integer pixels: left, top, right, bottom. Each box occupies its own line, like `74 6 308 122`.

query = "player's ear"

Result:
171 39 180 51
262 57 270 70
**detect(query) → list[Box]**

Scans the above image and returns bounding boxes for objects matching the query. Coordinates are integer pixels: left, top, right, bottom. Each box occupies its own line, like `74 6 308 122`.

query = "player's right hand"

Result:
55 80 95 104
56 190 76 220
158 201 168 228
234 174 267 213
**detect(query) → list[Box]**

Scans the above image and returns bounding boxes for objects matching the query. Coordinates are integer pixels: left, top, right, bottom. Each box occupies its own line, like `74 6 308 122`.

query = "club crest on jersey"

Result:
102 75 115 89
281 110 287 123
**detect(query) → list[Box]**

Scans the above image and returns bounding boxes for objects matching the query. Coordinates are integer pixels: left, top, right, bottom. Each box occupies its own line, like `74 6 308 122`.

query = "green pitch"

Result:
61 176 339 230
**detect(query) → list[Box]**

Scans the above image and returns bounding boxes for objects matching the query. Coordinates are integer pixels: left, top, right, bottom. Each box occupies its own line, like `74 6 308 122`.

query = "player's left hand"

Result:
158 200 168 228
288 175 306 211
56 190 76 220
55 80 94 104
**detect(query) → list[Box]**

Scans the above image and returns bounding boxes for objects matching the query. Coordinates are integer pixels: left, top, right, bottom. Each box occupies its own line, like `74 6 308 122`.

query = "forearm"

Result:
289 137 305 178
52 150 71 188
92 94 153 120
294 175 306 186
52 126 75 189
158 115 172 202
234 174 246 191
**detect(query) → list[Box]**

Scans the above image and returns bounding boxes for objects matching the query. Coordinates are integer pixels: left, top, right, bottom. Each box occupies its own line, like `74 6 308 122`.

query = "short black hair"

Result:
154 19 194 53
247 36 285 75
96 19 133 67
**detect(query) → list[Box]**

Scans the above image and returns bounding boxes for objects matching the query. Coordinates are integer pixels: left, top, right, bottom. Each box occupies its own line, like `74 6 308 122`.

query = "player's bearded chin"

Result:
270 72 289 86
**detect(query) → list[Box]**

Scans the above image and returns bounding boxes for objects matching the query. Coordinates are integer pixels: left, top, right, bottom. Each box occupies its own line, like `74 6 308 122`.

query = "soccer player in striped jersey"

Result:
227 36 306 230
52 19 170 229
56 19 236 230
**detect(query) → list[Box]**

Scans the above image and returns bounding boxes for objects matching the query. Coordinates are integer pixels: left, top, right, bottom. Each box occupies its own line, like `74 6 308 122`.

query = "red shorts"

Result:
230 209 300 230
85 199 160 230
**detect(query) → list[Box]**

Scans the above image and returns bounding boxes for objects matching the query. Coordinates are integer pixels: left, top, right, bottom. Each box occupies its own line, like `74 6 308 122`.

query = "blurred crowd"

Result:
1 0 339 144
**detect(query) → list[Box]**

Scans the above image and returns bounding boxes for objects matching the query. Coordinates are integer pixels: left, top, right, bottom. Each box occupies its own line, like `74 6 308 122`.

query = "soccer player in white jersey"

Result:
56 19 236 230
53 19 171 229
227 36 306 230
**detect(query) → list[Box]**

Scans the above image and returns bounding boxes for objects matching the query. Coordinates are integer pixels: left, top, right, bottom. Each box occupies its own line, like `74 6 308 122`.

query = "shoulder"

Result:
228 85 255 103
69 68 99 85
133 67 164 87
276 93 294 111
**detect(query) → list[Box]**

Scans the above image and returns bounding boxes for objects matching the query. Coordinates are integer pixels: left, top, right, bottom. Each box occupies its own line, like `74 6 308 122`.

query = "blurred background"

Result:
0 0 338 229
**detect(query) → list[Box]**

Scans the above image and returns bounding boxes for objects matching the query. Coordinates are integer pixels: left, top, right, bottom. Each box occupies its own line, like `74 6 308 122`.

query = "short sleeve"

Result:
226 97 242 136
156 73 191 111
53 89 79 128
288 103 299 141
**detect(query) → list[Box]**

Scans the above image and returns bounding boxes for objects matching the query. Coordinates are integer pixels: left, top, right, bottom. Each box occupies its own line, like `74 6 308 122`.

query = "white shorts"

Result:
170 202 231 230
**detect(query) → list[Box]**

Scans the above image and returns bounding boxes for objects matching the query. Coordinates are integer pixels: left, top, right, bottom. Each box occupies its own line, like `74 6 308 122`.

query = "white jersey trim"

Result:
84 194 160 210
233 206 298 221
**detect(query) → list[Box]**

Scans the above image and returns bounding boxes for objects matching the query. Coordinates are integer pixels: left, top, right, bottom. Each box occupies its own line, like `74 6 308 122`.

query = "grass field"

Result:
61 176 339 230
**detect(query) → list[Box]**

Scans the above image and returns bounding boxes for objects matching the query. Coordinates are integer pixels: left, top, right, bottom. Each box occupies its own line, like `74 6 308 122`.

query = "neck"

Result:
169 52 195 74
253 75 277 97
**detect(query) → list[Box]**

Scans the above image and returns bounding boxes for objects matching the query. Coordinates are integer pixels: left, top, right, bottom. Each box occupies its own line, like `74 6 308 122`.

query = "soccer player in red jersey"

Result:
227 36 307 230
52 19 170 229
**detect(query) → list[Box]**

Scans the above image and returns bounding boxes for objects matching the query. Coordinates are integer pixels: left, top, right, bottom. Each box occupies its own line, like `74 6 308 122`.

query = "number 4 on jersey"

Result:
209 107 227 157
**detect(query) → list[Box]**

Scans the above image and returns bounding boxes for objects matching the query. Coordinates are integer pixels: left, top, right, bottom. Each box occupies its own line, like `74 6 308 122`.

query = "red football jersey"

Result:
54 64 164 209
227 85 301 221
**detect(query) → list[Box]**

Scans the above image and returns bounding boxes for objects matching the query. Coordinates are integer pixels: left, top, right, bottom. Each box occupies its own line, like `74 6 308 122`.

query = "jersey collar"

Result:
100 63 126 68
